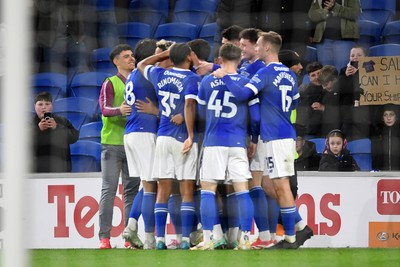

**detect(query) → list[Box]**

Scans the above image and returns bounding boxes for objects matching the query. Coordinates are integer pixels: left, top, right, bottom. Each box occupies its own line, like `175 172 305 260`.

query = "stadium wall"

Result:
1 172 399 249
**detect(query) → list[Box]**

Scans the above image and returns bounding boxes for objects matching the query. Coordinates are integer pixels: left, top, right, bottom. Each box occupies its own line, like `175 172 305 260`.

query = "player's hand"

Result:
120 100 132 116
195 61 213 76
181 137 193 154
247 141 257 161
170 114 184 125
212 68 227 78
135 97 159 116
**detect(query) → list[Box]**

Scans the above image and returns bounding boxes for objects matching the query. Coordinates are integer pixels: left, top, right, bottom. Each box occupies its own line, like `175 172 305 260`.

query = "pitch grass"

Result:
26 248 400 267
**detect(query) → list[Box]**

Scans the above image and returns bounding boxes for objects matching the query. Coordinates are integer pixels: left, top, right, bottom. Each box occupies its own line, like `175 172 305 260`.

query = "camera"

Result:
44 112 52 120
350 61 358 68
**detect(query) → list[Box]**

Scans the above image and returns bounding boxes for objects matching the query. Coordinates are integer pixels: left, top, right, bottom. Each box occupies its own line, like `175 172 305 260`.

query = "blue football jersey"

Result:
197 73 256 148
245 62 299 141
144 66 201 142
238 59 265 79
124 69 159 134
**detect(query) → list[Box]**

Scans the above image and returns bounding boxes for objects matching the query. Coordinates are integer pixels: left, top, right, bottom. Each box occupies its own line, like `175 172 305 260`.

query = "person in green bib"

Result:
98 44 140 249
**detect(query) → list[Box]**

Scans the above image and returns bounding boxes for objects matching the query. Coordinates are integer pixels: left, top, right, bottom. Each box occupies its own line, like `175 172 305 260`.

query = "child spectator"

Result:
319 129 359 171
371 104 400 171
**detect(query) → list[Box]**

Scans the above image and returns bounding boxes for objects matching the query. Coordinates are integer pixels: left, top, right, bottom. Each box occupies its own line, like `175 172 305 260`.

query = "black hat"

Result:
279 49 301 68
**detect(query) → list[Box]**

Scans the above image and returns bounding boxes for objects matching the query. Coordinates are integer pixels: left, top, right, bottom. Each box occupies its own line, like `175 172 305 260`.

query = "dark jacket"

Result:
32 114 79 172
295 139 321 171
297 83 323 136
371 121 400 171
319 148 359 171
34 0 85 47
321 88 341 137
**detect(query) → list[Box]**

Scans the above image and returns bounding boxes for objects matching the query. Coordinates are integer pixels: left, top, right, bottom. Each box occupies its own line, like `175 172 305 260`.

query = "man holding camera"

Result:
32 91 79 172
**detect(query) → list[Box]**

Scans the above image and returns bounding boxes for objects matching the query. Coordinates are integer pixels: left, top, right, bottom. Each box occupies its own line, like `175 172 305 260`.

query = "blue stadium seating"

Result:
304 46 317 65
368 44 400 56
359 0 396 33
52 97 99 130
154 22 198 42
90 47 117 74
128 0 169 37
70 140 102 172
118 22 151 49
382 20 400 44
347 138 372 171
308 138 326 155
32 72 67 101
199 22 217 47
155 22 198 43
357 20 381 47
69 71 111 100
173 0 217 29
79 121 103 143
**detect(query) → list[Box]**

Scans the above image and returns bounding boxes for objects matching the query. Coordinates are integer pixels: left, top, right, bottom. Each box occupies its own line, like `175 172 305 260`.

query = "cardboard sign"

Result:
358 56 400 106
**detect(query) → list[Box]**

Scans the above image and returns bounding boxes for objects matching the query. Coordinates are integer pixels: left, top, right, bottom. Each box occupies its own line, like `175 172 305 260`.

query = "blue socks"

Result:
154 203 168 238
250 186 269 232
236 190 254 232
141 191 156 233
129 188 143 219
200 190 216 231
281 206 297 236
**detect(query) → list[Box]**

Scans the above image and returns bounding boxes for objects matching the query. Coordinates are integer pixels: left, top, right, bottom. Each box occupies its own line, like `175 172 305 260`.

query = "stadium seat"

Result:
199 22 217 48
79 121 103 143
52 97 99 130
70 140 101 172
308 138 326 155
359 0 396 33
117 22 151 50
69 71 111 100
90 47 116 74
173 0 217 29
347 138 372 171
368 44 400 56
357 20 381 47
128 0 169 37
32 72 67 101
154 22 198 43
304 46 317 65
382 20 400 44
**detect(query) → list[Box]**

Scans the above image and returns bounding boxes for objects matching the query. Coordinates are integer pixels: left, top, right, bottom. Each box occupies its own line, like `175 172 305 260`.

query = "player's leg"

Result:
167 182 182 249
155 179 173 249
261 175 280 243
141 181 157 249
229 147 254 250
98 145 124 249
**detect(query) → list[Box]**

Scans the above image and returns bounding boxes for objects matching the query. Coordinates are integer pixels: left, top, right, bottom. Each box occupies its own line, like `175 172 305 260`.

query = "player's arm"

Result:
248 98 260 144
138 49 170 78
99 79 123 117
182 98 197 154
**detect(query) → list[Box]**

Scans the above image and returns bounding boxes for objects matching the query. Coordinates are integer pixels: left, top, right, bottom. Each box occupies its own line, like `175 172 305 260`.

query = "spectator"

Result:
337 45 370 140
319 129 359 171
294 124 321 171
258 0 313 60
32 91 79 173
98 44 140 249
279 49 304 82
33 0 90 76
296 61 324 138
308 0 360 72
371 104 400 171
313 65 341 137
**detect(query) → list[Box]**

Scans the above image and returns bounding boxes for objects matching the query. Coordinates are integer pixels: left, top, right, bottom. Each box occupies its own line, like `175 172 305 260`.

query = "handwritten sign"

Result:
358 56 400 105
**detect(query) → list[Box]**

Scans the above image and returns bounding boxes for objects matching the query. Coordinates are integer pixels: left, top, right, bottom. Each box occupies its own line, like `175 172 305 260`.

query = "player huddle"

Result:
120 30 313 251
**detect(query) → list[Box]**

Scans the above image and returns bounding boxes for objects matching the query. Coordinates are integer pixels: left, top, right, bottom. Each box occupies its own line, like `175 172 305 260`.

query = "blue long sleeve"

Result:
249 101 260 144
222 75 255 101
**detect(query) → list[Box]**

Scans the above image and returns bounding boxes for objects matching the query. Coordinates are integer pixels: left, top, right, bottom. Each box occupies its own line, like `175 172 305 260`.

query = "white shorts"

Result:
152 136 198 180
124 132 157 182
250 138 266 171
263 138 295 179
200 146 251 183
